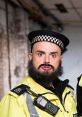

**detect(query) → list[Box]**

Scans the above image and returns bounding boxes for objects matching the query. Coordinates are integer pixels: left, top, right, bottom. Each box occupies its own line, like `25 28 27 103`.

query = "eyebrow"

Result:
36 50 45 54
50 52 58 54
36 50 58 54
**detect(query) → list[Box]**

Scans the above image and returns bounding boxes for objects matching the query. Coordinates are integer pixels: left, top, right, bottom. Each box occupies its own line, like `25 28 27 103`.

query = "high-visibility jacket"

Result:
77 74 82 116
0 76 77 117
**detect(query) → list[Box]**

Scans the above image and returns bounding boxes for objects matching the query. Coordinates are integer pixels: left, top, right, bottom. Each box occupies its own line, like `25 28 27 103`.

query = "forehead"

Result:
32 42 61 53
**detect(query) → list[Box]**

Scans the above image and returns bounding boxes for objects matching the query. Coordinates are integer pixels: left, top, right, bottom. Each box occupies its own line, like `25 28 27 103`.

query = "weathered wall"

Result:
0 0 30 99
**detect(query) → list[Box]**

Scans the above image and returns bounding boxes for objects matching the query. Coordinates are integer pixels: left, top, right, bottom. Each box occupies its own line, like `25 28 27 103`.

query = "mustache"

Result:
38 64 54 70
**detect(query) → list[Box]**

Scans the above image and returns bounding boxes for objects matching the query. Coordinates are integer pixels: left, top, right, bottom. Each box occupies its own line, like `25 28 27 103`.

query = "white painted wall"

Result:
61 26 82 90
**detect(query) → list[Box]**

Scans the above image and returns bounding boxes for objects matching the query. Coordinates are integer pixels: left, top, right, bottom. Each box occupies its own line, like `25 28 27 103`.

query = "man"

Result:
76 74 82 116
0 30 77 117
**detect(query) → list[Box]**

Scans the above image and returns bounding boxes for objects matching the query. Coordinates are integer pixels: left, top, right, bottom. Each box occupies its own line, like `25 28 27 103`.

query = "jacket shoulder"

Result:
11 84 30 96
67 85 74 91
64 85 75 97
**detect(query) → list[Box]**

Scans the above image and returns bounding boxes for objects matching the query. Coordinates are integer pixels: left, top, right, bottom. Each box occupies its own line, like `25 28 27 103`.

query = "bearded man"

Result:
0 30 77 117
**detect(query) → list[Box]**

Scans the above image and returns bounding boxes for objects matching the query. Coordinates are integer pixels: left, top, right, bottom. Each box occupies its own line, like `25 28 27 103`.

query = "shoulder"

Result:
10 84 30 96
63 85 75 97
10 76 31 96
67 85 74 91
0 82 30 107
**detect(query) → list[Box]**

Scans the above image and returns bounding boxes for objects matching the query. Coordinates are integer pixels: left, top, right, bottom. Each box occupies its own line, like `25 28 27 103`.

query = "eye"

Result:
37 52 43 57
50 52 59 58
51 53 56 58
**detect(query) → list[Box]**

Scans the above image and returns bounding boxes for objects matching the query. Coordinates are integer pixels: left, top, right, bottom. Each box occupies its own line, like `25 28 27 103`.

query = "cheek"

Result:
52 58 61 68
32 57 42 69
32 54 44 64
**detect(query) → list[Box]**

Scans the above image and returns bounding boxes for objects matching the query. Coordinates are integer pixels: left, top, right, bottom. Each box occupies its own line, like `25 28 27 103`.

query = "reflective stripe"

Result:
24 93 39 117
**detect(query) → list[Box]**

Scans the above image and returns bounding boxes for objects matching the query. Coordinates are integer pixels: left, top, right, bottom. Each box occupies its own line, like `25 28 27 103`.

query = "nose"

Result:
44 54 50 63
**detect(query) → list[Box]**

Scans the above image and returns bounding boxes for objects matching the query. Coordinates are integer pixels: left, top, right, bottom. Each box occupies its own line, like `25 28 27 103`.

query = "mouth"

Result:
40 65 53 71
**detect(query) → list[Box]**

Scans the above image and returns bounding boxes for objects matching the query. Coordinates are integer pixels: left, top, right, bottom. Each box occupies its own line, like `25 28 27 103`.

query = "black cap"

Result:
28 30 69 53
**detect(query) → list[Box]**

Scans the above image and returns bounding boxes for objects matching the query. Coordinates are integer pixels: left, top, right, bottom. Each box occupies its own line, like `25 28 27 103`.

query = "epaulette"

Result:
11 84 30 95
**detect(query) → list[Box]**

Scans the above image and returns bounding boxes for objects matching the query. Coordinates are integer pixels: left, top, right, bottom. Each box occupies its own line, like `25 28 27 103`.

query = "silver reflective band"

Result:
24 93 39 117
32 35 64 49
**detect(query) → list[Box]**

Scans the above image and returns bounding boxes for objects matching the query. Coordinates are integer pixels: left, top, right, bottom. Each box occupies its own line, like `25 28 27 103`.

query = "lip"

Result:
41 65 52 71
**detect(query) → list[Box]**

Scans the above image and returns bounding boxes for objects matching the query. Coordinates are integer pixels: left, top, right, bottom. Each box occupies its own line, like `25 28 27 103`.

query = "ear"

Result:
28 53 32 60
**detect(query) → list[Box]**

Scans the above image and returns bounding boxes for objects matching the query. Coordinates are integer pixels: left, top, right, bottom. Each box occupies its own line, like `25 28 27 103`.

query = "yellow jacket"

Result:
0 77 77 117
77 75 82 116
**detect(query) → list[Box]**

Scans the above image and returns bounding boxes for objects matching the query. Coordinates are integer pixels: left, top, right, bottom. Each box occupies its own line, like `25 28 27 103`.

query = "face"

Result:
29 42 62 75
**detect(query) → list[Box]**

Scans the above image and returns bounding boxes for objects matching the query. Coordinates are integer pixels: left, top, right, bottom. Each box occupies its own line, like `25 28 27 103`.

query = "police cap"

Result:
28 30 69 53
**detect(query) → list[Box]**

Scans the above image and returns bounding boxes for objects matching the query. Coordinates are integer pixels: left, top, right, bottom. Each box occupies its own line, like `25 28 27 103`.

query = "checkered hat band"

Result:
32 35 64 49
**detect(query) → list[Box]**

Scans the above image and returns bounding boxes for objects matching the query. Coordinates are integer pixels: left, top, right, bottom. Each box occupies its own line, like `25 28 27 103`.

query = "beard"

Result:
28 60 63 88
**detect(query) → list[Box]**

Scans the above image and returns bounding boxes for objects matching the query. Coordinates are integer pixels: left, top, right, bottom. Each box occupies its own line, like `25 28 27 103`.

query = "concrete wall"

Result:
0 0 30 99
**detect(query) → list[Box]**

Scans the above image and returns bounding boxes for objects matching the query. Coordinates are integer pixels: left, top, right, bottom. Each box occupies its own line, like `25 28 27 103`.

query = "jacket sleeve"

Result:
77 75 82 116
0 94 13 117
0 92 29 117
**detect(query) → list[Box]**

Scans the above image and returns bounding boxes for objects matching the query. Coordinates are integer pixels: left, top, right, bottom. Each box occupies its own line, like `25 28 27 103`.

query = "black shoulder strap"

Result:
11 84 38 97
11 84 30 95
